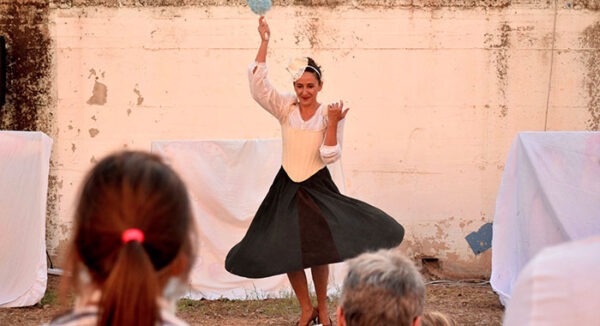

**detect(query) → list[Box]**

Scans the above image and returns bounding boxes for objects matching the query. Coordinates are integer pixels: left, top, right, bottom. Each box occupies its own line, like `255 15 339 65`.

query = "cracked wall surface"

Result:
0 1 53 132
582 22 600 130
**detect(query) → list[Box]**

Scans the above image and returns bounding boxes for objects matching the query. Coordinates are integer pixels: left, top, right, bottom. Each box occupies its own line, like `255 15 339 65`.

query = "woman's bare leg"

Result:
288 270 316 325
311 264 330 324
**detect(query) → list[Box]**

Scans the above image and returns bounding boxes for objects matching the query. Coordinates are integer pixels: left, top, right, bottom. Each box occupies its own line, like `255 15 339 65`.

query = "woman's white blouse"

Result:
248 61 344 165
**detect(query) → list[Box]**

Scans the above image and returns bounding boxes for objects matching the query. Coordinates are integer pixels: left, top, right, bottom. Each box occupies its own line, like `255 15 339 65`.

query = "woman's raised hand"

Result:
327 100 350 124
254 16 270 63
258 16 270 41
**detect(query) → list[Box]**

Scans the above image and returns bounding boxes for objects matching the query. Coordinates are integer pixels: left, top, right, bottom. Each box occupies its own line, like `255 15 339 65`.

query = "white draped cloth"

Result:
151 139 347 300
502 235 600 326
0 131 53 307
491 132 600 306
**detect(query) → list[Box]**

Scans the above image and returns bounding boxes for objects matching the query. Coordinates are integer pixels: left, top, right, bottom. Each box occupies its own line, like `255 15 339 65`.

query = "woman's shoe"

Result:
321 318 332 326
311 308 320 325
296 307 319 326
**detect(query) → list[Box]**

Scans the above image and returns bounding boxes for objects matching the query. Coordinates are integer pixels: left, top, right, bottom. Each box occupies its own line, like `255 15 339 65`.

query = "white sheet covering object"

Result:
491 132 600 306
0 131 53 307
151 139 347 300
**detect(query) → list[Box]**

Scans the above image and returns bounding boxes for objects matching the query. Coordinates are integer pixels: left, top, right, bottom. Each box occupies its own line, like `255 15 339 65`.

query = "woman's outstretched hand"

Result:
254 16 270 63
258 16 270 41
327 100 350 124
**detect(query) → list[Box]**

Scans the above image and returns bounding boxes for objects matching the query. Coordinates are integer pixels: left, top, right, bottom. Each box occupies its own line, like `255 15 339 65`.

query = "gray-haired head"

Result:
339 249 425 326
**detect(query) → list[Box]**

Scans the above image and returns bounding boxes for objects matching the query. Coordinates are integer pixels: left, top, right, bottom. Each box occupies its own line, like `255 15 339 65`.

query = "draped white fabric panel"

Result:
0 131 53 307
491 132 600 306
151 139 347 300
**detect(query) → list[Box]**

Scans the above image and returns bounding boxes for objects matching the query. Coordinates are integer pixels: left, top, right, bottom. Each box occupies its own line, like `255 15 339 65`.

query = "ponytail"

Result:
99 238 160 326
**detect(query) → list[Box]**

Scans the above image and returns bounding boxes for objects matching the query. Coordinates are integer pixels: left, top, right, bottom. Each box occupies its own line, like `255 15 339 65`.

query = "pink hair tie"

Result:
122 228 144 244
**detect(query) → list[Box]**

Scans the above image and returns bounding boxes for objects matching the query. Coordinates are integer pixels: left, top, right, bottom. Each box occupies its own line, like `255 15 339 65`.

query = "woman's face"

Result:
294 71 322 108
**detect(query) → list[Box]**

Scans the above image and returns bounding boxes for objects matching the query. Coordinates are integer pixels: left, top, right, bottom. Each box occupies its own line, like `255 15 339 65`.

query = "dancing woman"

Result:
226 16 405 326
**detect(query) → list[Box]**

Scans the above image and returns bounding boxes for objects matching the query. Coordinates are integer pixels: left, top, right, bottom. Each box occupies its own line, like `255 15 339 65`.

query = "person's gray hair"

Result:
340 249 425 326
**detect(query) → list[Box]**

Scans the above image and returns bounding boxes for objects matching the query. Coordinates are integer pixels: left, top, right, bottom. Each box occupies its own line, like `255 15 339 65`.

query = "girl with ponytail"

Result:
49 150 197 326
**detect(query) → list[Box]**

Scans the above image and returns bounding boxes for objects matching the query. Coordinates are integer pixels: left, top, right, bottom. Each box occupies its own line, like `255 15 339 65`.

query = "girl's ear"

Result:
336 306 346 326
413 315 422 326
160 251 190 281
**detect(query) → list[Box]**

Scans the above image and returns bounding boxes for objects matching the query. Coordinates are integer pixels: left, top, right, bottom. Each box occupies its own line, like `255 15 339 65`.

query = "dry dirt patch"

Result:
0 275 504 325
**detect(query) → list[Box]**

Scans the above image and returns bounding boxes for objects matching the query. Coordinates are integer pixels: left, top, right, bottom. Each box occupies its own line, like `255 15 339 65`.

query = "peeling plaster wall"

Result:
581 21 600 129
3 0 596 278
0 0 53 131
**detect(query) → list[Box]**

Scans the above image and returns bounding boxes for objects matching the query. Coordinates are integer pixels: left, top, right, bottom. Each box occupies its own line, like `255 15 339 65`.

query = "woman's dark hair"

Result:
306 57 322 84
64 150 196 326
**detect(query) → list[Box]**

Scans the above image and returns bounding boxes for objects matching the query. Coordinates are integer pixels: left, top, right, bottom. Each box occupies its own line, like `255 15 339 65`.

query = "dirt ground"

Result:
0 274 504 325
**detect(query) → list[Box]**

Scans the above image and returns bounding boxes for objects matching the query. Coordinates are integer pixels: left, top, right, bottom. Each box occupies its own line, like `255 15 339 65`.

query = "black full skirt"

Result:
225 166 405 278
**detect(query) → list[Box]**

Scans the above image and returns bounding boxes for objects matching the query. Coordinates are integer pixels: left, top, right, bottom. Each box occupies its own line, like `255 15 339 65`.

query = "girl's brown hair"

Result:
63 150 196 326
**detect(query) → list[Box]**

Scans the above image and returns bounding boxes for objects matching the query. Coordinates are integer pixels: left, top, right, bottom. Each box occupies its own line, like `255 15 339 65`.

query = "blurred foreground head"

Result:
338 248 425 326
66 150 197 326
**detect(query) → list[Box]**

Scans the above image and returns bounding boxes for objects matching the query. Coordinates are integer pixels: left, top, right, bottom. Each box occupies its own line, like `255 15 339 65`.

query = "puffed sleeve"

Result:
320 118 345 164
248 62 295 122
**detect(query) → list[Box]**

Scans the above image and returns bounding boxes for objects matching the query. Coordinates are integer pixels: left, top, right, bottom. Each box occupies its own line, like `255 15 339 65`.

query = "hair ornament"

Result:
286 57 321 82
122 228 145 244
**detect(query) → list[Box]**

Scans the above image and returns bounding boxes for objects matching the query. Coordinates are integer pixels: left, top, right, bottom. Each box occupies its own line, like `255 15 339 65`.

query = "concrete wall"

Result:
1 0 599 278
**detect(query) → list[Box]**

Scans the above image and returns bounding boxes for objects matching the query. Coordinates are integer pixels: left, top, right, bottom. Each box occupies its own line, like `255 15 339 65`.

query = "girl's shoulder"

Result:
46 309 97 326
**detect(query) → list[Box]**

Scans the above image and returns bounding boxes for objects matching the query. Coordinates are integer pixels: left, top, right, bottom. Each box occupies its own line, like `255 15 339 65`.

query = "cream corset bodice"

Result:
281 124 326 182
